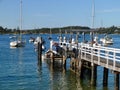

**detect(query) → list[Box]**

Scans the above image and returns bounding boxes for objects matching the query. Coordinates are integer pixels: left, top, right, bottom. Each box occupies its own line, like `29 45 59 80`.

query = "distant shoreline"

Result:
0 25 120 34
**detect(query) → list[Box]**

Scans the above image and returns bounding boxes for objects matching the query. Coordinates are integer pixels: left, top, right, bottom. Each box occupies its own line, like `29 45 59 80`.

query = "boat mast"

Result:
20 0 22 40
92 0 95 29
91 0 95 43
48 28 52 40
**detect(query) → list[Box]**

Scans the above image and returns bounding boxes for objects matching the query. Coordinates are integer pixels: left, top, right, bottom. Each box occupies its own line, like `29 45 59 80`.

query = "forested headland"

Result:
0 25 120 34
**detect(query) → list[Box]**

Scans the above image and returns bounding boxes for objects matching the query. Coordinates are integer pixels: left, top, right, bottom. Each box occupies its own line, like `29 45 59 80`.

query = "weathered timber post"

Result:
38 37 42 64
77 51 83 76
115 73 119 90
90 63 97 86
103 67 108 87
75 32 79 58
70 57 75 69
75 55 81 75
79 58 82 77
37 39 43 70
50 52 54 63
63 55 66 69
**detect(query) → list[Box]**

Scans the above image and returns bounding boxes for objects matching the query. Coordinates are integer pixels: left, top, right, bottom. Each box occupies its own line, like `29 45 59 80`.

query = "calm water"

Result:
0 34 120 90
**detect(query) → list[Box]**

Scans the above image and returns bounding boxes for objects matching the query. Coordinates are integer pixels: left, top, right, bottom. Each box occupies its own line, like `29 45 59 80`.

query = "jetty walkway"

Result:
37 35 120 89
80 43 120 72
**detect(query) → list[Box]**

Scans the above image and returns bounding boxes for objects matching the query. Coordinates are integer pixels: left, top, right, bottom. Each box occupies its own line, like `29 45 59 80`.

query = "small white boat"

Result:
29 37 35 43
100 35 113 45
10 40 25 47
9 35 17 39
10 35 26 47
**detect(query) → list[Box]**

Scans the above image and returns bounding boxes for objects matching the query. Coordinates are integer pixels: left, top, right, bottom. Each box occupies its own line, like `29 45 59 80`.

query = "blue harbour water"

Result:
0 34 120 90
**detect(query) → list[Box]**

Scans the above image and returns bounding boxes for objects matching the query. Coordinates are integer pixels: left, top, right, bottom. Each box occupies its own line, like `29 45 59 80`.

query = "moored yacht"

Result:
100 35 113 45
10 40 25 47
10 0 26 47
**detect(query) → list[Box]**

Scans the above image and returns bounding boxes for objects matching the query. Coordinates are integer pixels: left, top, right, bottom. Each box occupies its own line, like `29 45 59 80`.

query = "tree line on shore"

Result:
0 25 120 34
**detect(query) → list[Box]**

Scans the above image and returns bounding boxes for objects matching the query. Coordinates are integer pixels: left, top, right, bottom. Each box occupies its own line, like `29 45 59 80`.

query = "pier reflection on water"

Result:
37 58 93 90
37 56 114 90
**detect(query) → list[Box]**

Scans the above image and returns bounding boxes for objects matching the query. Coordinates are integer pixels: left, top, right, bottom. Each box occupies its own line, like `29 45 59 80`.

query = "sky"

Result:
0 0 120 29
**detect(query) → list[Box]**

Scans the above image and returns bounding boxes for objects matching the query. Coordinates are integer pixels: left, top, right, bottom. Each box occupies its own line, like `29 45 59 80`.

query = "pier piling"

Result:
103 67 108 87
63 55 67 69
37 37 42 64
90 63 97 86
115 73 119 90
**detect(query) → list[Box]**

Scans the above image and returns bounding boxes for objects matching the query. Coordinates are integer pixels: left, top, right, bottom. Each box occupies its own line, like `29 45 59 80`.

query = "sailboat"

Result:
10 0 26 47
100 34 113 45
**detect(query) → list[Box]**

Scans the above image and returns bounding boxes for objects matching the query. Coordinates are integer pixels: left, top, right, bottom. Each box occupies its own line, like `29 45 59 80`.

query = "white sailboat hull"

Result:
100 37 113 45
10 40 25 47
102 39 113 44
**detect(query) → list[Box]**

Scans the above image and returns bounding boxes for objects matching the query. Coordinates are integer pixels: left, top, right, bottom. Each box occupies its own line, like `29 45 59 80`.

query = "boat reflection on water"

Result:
10 46 17 49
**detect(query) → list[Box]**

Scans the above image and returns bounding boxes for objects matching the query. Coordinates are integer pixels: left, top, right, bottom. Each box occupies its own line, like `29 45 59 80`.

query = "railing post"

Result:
106 48 109 68
113 49 116 70
91 47 93 63
85 45 86 59
81 45 83 59
98 47 100 65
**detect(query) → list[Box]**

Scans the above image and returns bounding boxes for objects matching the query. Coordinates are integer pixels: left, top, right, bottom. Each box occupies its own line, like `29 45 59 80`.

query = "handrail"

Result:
80 43 120 71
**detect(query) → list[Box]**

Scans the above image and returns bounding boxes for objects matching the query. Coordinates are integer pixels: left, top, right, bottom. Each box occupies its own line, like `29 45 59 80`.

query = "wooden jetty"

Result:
38 31 120 90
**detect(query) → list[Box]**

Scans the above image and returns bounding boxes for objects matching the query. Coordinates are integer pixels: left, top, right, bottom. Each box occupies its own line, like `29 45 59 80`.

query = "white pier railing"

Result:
80 44 120 72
